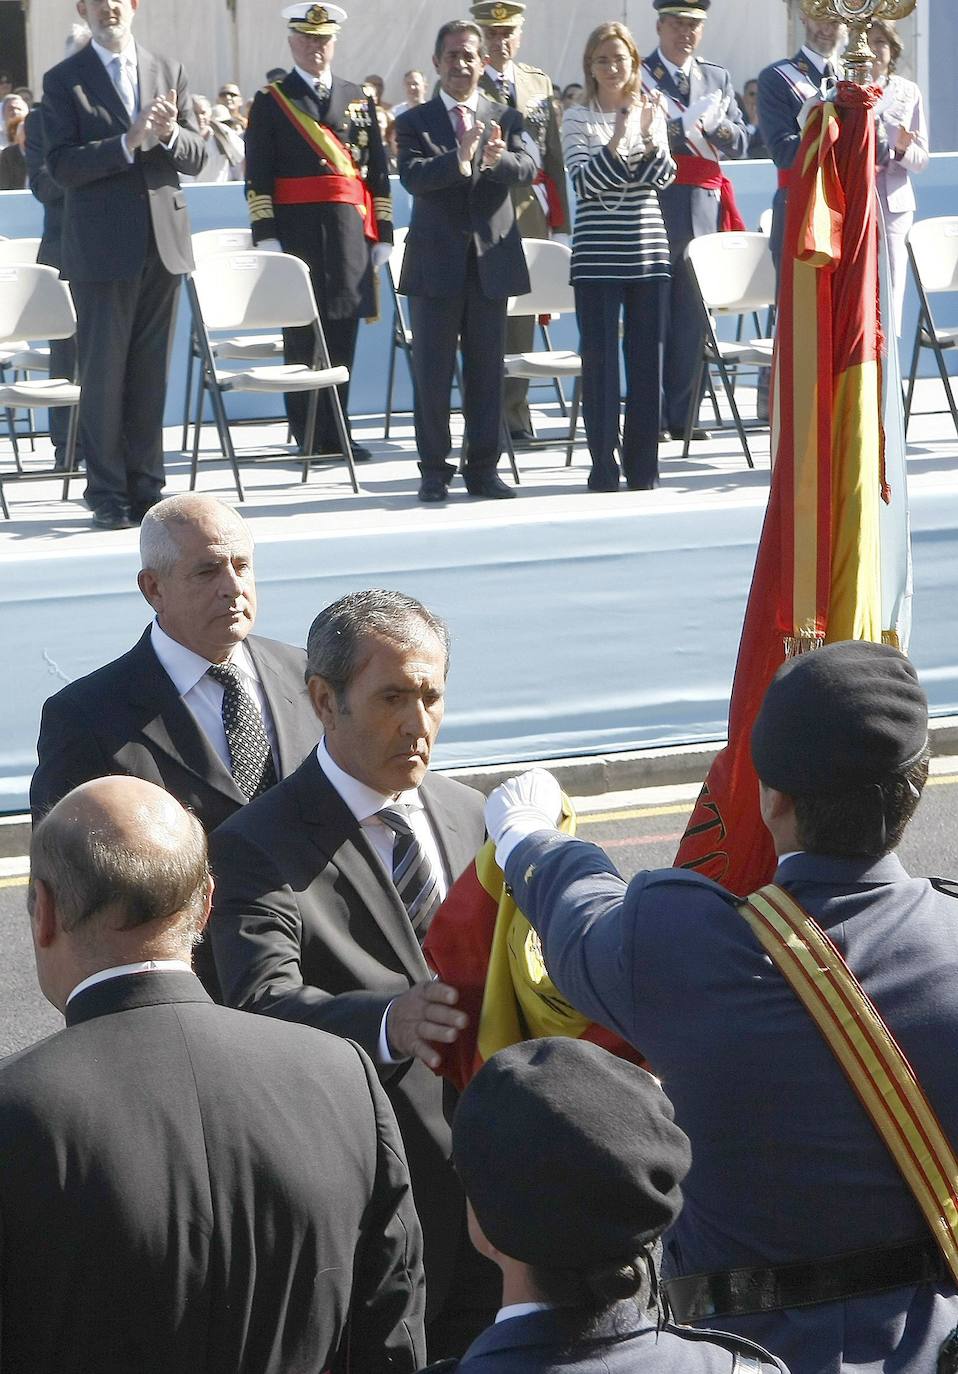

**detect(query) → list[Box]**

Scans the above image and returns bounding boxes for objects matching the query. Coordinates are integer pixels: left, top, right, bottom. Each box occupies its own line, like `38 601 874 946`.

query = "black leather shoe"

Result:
91 503 133 531
667 427 710 442
658 430 671 444
464 473 517 499
587 472 620 492
349 444 373 462
508 427 537 447
418 476 448 503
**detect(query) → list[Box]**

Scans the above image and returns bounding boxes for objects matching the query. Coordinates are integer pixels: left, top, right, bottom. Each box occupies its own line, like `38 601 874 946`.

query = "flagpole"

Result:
800 0 917 84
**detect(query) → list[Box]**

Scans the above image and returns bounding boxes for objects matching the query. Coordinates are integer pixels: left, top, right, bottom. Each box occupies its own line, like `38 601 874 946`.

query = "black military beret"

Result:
452 1038 691 1268
751 640 928 796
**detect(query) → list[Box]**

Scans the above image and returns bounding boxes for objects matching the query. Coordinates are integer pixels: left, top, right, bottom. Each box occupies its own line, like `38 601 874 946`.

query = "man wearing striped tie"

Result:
209 589 499 1361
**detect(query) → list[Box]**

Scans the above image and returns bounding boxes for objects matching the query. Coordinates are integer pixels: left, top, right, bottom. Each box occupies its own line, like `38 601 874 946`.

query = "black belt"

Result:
664 1237 945 1323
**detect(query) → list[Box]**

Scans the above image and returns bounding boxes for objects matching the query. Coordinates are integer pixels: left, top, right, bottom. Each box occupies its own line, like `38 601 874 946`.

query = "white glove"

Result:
797 93 821 130
485 768 564 869
372 242 392 270
682 90 722 136
258 238 283 254
700 90 728 136
551 232 571 248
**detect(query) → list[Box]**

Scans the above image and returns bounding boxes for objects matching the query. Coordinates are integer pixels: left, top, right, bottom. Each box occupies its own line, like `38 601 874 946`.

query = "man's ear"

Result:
30 878 59 949
307 675 340 730
137 568 161 612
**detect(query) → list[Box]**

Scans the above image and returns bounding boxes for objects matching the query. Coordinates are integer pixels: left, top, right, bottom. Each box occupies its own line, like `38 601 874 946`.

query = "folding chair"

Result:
683 232 778 468
501 239 582 482
904 217 958 440
0 237 46 456
383 227 464 440
187 249 358 498
0 264 81 519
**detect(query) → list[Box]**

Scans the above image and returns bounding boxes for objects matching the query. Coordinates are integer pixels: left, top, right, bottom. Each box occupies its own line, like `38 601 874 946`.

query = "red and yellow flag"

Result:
424 810 648 1090
673 84 891 895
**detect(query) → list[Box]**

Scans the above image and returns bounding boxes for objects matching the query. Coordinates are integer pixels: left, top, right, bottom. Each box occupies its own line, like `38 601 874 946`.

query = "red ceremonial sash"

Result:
674 153 745 232
267 84 378 241
533 169 565 231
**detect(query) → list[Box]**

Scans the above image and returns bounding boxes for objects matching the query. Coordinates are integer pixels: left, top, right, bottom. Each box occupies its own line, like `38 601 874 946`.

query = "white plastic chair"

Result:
758 207 774 237
904 217 958 440
503 238 582 477
0 238 41 266
684 232 777 468
187 249 358 498
0 264 82 518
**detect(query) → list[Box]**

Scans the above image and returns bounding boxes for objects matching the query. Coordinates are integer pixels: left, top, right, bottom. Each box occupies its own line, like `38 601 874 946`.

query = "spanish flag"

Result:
673 82 909 895
423 804 648 1090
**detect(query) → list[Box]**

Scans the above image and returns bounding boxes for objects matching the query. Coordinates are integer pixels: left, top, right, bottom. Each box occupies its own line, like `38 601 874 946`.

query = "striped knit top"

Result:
561 102 676 283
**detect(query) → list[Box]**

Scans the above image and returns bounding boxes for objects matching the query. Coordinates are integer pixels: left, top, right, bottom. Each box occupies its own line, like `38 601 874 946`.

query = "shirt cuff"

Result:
459 158 472 176
120 133 134 163
161 124 179 150
378 1000 406 1065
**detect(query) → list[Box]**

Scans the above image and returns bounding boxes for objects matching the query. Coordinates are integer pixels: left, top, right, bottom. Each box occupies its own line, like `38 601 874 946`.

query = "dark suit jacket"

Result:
41 41 206 281
23 108 65 270
209 751 487 1320
245 71 392 319
423 1304 786 1373
30 627 318 831
505 840 958 1374
0 969 425 1374
396 95 534 299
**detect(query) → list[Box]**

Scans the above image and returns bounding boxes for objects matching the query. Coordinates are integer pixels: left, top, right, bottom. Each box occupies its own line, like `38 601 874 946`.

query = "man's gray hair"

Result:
30 801 210 943
139 494 251 576
305 590 450 704
434 19 483 58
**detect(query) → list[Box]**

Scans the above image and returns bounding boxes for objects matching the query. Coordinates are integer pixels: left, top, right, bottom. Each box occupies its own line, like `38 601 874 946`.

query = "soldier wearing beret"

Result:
642 0 748 442
244 3 393 462
483 641 958 1374
471 0 570 446
420 1037 787 1373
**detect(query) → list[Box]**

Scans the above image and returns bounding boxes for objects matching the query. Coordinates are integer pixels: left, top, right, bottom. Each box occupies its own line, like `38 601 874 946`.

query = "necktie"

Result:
206 662 277 800
110 54 137 119
378 804 441 940
451 103 468 141
315 81 330 119
498 74 515 107
674 69 690 100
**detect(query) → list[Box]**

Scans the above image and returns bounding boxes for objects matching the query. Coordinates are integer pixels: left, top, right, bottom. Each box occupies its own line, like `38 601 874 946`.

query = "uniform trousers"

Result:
72 236 178 512
663 253 706 435
574 277 665 490
409 252 506 480
282 314 359 453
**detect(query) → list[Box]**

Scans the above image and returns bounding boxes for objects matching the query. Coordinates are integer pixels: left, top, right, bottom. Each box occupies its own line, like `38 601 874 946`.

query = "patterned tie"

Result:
378 804 442 940
498 74 515 107
315 81 330 119
451 103 468 141
674 69 690 100
110 54 137 119
206 662 277 800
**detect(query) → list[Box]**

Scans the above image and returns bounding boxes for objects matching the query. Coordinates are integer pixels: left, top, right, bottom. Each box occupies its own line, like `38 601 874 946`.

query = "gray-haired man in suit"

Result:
42 0 206 529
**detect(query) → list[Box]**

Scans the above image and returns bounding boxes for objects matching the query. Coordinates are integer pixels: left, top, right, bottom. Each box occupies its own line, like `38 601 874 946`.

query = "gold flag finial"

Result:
800 0 917 83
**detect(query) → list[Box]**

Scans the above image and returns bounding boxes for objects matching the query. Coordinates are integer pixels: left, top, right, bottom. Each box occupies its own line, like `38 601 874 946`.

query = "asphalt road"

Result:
2 764 957 1059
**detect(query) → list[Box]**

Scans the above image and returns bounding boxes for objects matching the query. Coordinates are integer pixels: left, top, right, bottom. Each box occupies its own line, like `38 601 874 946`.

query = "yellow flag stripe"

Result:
743 885 958 1281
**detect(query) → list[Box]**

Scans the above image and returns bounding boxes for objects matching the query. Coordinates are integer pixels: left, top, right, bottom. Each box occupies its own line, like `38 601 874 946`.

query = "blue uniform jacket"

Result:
424 1302 786 1373
503 838 958 1374
644 50 748 251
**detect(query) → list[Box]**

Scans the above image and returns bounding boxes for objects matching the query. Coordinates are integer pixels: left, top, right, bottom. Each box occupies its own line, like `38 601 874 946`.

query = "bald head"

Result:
30 777 210 941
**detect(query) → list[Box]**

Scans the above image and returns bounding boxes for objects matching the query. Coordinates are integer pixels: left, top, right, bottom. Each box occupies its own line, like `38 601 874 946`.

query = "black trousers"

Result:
662 251 706 435
409 255 506 481
283 314 359 452
72 242 178 511
574 277 665 489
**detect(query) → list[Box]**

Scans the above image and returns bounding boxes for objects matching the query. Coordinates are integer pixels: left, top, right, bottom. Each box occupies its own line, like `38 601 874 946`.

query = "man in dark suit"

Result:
30 494 319 990
210 589 499 1359
642 0 748 441
484 643 958 1374
244 2 393 462
421 1038 785 1374
41 0 206 530
1 775 425 1374
396 20 534 504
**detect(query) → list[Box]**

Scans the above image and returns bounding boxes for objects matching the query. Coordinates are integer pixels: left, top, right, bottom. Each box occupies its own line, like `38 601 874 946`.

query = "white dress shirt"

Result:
495 1302 551 1324
316 739 449 1064
439 87 483 175
294 64 331 99
150 620 279 773
66 959 193 1006
90 36 179 161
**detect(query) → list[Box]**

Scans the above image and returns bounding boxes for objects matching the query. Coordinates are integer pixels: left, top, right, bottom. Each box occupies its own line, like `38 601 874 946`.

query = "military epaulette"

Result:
516 62 547 77
931 878 958 899
247 190 274 224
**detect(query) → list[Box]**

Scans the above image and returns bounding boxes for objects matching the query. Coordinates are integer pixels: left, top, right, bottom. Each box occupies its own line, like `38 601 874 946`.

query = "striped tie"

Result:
378 804 441 940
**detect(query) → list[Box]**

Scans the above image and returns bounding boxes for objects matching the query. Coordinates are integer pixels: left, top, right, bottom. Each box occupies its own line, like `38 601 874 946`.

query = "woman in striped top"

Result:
562 23 676 491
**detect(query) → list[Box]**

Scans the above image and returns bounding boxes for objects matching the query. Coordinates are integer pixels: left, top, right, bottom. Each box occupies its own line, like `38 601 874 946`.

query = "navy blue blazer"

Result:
396 94 534 299
423 1303 786 1372
503 840 958 1374
41 41 206 281
644 50 748 249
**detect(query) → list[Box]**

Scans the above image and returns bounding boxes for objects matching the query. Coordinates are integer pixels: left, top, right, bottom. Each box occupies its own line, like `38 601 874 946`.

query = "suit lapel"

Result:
296 758 430 983
421 775 473 887
245 637 313 779
77 42 131 128
284 69 324 124
422 96 459 155
134 43 159 117
325 75 353 132
128 629 246 806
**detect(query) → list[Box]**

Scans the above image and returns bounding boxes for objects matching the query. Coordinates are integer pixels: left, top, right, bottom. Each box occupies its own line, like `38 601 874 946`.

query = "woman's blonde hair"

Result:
582 22 642 106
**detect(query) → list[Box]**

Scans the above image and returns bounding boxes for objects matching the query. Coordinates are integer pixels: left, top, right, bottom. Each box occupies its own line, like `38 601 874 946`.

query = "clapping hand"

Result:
128 89 178 150
481 120 506 168
459 119 484 165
